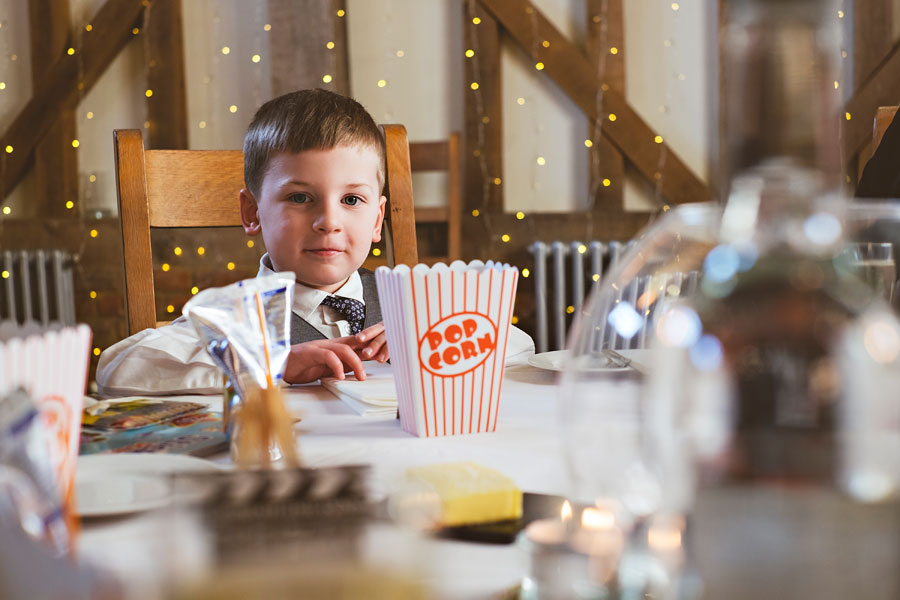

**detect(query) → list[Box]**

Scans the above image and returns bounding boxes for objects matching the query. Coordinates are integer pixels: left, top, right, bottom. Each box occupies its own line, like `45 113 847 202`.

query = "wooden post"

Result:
145 0 188 149
462 0 504 260
28 0 78 217
585 0 625 210
268 0 350 96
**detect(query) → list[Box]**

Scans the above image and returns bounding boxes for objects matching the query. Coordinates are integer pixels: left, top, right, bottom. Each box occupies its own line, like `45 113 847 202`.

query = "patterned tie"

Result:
320 295 366 335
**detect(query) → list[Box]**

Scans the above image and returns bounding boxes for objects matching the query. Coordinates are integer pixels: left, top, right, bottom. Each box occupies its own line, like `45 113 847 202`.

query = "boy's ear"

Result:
239 189 262 235
371 195 387 243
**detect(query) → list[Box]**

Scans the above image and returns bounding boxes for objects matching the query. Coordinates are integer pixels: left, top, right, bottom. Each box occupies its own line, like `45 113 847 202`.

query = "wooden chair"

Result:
114 125 418 335
363 133 461 269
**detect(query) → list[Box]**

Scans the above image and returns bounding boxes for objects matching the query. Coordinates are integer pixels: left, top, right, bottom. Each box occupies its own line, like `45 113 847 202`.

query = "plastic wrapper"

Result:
184 273 300 467
0 388 68 554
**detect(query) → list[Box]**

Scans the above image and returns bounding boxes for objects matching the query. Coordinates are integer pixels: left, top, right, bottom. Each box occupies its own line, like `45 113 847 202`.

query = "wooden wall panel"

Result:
268 0 350 96
145 0 188 149
28 0 78 218
462 0 504 260
585 0 625 210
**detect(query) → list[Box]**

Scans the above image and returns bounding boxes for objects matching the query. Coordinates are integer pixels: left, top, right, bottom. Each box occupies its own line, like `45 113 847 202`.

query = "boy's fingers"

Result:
320 349 346 380
331 343 366 380
356 323 385 342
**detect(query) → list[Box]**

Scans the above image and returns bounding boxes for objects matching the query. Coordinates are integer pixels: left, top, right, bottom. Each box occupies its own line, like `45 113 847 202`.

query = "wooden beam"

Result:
27 0 78 217
145 0 188 149
478 0 711 206
462 0 504 260
843 40 900 160
0 0 145 201
585 0 625 209
268 0 350 96
854 0 894 85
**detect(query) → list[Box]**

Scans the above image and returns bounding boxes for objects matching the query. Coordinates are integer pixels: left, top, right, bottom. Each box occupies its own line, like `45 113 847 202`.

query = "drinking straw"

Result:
253 291 300 466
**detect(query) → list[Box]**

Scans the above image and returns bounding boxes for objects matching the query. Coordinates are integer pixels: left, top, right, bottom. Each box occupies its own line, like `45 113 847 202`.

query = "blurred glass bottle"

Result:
671 0 900 597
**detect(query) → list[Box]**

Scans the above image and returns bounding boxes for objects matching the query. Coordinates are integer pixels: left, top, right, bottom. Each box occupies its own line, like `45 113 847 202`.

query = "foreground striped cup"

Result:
376 261 518 437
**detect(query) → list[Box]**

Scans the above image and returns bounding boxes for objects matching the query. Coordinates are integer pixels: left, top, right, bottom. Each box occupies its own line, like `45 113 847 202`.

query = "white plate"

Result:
75 453 224 517
528 349 649 373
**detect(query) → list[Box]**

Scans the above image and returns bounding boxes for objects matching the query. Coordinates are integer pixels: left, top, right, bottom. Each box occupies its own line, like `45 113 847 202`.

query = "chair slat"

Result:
145 150 245 228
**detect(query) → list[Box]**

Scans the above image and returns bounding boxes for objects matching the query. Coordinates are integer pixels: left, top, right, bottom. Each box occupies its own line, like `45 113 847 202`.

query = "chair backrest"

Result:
114 125 418 335
409 133 461 263
858 106 899 180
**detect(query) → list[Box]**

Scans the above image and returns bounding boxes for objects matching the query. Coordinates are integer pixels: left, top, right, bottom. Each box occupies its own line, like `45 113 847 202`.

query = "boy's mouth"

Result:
305 248 344 257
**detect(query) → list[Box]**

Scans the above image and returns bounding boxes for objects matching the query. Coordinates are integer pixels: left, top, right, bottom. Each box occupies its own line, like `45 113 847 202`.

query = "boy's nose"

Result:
313 203 342 233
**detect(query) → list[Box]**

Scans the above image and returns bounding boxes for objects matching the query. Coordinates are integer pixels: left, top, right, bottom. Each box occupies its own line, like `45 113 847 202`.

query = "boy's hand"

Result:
354 323 390 363
283 338 368 384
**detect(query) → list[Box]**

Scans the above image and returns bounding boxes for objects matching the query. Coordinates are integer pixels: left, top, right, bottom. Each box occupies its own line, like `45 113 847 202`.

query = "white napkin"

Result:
321 362 398 417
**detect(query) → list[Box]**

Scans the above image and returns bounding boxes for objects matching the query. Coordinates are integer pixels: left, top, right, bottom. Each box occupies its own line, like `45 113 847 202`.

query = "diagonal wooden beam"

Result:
843 40 900 161
478 0 711 205
0 0 144 201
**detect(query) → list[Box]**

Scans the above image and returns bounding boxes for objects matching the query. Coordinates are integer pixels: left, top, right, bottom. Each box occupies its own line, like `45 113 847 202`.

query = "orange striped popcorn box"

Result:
375 261 518 437
0 324 92 535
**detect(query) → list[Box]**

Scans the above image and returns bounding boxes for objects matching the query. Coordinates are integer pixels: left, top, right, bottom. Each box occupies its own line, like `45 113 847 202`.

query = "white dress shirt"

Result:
96 253 535 397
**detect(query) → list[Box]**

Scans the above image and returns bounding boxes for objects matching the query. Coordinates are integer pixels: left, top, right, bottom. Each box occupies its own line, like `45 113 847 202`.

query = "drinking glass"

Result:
843 242 896 304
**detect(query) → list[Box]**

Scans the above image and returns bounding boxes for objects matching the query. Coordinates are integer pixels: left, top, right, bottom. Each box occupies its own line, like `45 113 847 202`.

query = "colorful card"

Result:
79 409 227 457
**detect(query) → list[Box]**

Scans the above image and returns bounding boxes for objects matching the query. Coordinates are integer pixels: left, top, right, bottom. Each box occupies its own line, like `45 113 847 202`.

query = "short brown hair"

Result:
243 88 384 197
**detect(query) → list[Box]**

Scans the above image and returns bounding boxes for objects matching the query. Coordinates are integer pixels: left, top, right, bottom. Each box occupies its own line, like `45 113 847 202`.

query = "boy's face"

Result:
240 144 386 293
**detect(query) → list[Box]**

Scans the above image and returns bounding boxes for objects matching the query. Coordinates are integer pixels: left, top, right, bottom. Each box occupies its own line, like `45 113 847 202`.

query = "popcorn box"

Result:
376 261 518 437
0 324 92 507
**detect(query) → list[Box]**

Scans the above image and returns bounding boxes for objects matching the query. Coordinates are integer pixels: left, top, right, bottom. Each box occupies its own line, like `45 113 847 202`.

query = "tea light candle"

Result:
519 501 581 599
569 505 626 587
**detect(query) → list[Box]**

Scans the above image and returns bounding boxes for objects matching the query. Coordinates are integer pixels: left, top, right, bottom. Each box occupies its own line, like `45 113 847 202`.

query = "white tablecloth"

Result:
77 360 592 599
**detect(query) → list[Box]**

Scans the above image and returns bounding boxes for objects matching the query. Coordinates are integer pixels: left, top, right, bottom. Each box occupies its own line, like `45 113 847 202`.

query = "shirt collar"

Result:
257 253 364 320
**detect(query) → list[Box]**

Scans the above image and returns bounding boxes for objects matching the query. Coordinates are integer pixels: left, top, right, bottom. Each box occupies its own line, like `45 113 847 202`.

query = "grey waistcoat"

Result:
289 269 382 344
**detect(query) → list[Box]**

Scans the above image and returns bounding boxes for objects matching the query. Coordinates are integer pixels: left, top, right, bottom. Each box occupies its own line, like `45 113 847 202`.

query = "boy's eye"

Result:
342 195 363 206
288 193 311 204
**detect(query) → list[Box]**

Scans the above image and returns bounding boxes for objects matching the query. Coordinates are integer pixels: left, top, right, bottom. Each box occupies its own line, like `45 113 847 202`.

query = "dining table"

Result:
75 354 631 600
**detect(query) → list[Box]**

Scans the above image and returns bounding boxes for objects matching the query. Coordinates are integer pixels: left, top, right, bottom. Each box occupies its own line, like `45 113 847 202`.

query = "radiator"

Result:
528 241 699 353
0 250 76 326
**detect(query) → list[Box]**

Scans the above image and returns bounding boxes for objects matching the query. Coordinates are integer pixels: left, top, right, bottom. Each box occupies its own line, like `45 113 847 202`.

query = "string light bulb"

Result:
336 9 345 16
89 229 98 238
396 50 404 57
470 82 479 90
536 156 546 166
132 27 139 35
465 49 475 58
162 263 170 271
66 200 74 209
522 268 530 278
517 97 525 105
93 347 101 356
584 139 593 148
145 89 153 97
516 211 525 220
372 248 382 256
602 178 612 187
5 145 13 154
246 240 254 248
472 16 481 24
472 209 480 217
67 47 75 55
226 262 235 270
323 74 333 83
535 62 545 70
378 79 387 88
251 54 261 63
197 247 206 256
221 46 230 55
85 24 92 31
542 40 550 48
90 291 97 299
191 286 199 294
609 47 618 55
264 23 271 31
654 135 664 144
0 82 5 89
0 271 8 279
86 111 93 119
501 234 510 243
174 247 183 256
671 2 680 10
2 207 10 214
229 105 238 113
608 113 617 122
166 305 175 314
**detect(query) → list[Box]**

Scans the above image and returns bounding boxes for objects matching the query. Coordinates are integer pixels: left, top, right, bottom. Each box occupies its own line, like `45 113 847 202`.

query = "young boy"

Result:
97 89 391 396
